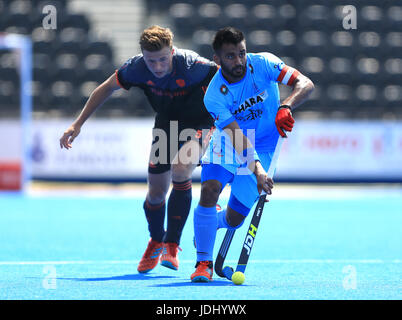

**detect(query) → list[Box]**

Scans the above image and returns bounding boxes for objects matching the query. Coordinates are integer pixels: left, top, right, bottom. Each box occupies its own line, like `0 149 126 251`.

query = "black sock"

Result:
143 199 166 242
163 179 192 244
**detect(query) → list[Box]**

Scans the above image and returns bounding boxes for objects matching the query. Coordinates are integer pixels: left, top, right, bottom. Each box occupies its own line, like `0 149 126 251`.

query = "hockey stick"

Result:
214 228 235 277
215 133 287 280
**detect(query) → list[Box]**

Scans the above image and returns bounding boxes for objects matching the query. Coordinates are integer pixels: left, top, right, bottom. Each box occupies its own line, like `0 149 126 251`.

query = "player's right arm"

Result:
204 89 273 195
204 82 273 195
59 73 121 149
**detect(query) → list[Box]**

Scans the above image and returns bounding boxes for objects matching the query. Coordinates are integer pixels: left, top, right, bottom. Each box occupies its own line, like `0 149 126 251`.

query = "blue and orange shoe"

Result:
137 239 164 273
191 261 213 282
160 242 182 271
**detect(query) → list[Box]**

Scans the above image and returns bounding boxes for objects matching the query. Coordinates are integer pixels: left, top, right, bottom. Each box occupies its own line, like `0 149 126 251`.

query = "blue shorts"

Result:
201 152 274 216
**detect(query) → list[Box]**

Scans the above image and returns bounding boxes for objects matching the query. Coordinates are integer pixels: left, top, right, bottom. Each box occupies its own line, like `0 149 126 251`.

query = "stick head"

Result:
222 266 234 280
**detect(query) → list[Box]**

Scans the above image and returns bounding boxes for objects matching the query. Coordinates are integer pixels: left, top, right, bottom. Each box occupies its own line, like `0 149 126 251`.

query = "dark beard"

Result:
221 63 246 81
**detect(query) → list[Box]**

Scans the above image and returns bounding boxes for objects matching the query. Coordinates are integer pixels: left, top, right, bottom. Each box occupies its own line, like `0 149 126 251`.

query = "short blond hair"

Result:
139 25 174 51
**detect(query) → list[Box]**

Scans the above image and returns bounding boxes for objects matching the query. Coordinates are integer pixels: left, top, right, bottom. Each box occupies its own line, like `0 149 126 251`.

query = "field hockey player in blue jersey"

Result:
191 27 314 282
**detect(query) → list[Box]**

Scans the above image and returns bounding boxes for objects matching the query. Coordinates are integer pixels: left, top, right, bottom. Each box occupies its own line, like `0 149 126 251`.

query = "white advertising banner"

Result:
30 119 156 180
4 118 401 182
275 120 402 180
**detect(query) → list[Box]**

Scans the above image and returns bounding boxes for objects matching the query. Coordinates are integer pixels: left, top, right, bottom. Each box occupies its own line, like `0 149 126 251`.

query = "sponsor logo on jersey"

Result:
236 108 263 121
150 87 188 98
233 91 266 115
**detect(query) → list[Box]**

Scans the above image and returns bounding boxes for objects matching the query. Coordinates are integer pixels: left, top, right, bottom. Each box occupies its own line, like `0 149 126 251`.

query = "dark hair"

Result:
212 27 245 52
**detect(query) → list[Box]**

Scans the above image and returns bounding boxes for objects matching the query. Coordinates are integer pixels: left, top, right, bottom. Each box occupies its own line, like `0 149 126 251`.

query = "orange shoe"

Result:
160 242 182 271
191 261 213 282
137 239 164 273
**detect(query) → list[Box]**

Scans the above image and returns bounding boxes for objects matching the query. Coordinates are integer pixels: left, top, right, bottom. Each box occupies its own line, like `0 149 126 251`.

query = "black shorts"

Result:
148 119 215 174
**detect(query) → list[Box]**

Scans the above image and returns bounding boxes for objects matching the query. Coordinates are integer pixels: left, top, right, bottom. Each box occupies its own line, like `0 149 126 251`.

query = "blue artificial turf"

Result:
0 188 401 300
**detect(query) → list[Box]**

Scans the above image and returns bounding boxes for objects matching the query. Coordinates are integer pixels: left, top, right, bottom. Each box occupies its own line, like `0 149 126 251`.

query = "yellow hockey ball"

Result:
231 271 245 285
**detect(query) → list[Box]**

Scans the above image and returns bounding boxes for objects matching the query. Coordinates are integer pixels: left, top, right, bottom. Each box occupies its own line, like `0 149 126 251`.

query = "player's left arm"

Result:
281 71 315 110
276 70 314 137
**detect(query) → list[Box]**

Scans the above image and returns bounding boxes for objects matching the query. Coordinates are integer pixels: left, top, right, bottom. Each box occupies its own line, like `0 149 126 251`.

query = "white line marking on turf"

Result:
0 259 400 266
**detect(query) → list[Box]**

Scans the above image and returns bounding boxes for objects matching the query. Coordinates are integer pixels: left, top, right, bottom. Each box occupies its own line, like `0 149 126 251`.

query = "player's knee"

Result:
147 185 169 204
226 198 250 228
226 212 245 229
171 162 193 182
199 180 221 207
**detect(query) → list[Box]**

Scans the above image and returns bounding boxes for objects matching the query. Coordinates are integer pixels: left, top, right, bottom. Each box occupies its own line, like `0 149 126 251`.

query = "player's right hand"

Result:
254 162 274 200
60 125 81 149
257 175 274 201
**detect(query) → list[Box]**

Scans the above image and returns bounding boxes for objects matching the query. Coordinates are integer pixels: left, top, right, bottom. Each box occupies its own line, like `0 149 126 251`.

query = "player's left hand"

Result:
275 105 294 138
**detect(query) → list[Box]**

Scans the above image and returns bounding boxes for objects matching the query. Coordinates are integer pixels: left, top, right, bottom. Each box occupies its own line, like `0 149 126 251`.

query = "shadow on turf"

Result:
57 274 178 282
55 275 246 287
150 280 249 287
